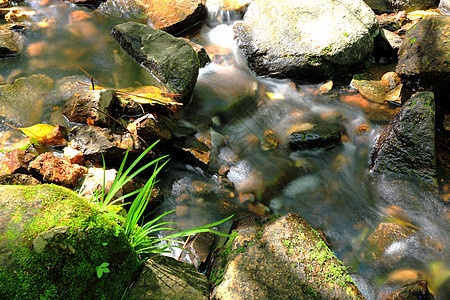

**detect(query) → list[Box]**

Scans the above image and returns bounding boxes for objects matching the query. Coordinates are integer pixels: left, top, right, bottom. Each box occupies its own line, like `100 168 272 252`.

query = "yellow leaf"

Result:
117 86 182 106
18 124 55 143
407 10 438 20
286 123 316 135
267 92 284 100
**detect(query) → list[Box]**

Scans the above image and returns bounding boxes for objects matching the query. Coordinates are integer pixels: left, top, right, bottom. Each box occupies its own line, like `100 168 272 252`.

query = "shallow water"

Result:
1 2 448 298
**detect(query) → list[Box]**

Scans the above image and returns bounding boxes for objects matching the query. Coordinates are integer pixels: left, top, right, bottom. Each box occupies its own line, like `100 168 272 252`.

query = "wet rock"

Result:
364 0 439 12
440 0 450 14
174 130 211 169
0 149 36 176
388 280 435 300
289 123 342 151
351 75 387 103
99 0 207 35
42 125 68 147
381 72 402 92
385 84 407 105
69 125 132 163
180 37 211 67
0 184 140 299
180 232 215 270
396 15 450 104
369 92 437 184
387 269 428 285
367 222 412 260
128 255 209 300
233 0 379 80
209 214 364 299
0 28 23 56
111 22 200 104
375 29 403 56
376 12 406 31
0 75 54 126
0 173 40 185
133 113 173 143
61 89 116 127
28 152 87 189
66 0 103 9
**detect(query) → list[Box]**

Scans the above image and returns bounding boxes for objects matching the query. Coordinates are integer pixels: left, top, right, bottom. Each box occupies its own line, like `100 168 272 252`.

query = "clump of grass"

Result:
88 140 232 256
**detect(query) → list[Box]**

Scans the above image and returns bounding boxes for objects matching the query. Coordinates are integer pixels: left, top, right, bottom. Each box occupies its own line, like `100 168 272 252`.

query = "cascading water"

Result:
0 1 448 299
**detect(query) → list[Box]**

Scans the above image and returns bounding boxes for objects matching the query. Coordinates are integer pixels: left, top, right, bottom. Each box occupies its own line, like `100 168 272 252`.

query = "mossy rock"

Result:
0 184 140 300
209 214 365 299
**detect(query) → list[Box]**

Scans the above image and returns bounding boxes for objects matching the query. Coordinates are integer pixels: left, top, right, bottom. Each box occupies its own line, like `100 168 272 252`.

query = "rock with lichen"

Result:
0 184 140 300
209 214 365 299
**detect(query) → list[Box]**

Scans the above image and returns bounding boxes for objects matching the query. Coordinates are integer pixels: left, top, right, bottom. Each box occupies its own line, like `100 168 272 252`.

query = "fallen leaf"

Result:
266 92 284 100
286 123 315 135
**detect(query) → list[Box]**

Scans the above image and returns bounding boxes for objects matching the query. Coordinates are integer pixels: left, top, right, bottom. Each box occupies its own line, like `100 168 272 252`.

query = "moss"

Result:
0 184 140 300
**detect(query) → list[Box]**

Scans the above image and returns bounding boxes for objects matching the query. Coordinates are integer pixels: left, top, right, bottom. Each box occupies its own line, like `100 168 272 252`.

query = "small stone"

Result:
42 125 68 146
0 173 40 185
388 280 435 300
218 165 230 176
0 149 36 176
367 222 412 259
28 152 87 189
385 84 407 106
356 124 371 133
381 72 401 92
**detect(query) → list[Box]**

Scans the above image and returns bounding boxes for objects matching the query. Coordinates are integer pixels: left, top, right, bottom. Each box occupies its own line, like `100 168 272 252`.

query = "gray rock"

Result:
128 255 209 300
289 123 342 151
370 92 437 184
0 75 54 126
440 0 450 13
375 28 403 56
61 89 116 127
98 0 207 35
0 29 23 57
210 214 365 299
233 0 379 79
0 184 140 299
364 0 439 12
111 22 200 104
396 15 450 107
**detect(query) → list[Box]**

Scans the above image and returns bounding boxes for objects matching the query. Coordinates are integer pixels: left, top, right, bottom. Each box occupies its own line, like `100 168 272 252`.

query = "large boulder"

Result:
98 0 207 35
209 214 365 299
364 0 439 12
0 75 54 126
111 22 200 104
233 0 379 79
128 255 209 300
396 15 450 108
0 184 140 299
369 92 436 184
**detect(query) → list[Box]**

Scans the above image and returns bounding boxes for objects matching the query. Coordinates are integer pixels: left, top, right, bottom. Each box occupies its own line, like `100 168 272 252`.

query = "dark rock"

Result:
61 89 117 127
289 124 342 151
180 232 214 270
174 130 211 169
209 214 364 299
66 0 104 9
375 29 403 56
0 75 54 126
134 113 173 143
180 37 211 67
42 125 68 147
376 12 406 31
0 184 140 299
388 280 435 300
396 15 450 108
28 152 87 189
0 29 23 56
98 0 207 35
369 92 437 184
128 255 209 300
0 173 40 185
0 149 36 176
233 0 379 80
111 22 200 104
364 0 439 12
440 0 450 14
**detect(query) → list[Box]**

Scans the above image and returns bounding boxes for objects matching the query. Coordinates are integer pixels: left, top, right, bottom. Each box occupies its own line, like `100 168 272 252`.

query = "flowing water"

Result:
1 2 449 299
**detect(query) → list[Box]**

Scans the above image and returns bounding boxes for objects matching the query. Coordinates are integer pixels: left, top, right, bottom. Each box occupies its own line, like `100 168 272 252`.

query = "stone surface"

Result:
289 124 342 151
128 255 209 300
233 0 379 79
367 222 412 260
61 89 116 127
210 214 364 299
364 0 439 12
370 92 437 184
0 173 40 185
396 15 450 104
111 22 200 104
376 29 403 56
28 152 87 189
388 280 435 300
0 184 140 299
0 75 54 126
0 29 23 56
440 0 450 14
98 0 207 35
0 149 36 176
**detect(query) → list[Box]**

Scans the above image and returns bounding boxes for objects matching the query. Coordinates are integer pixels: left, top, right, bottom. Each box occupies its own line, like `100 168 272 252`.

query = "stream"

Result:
0 1 448 299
